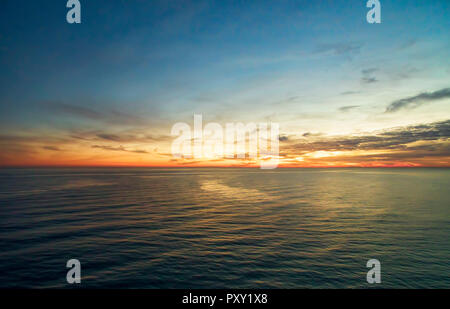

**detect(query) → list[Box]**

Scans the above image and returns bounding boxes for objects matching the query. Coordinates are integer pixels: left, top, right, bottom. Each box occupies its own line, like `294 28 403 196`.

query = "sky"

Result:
0 0 449 167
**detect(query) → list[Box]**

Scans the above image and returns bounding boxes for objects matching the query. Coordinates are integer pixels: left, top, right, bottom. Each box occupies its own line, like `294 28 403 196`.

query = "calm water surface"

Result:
0 168 449 288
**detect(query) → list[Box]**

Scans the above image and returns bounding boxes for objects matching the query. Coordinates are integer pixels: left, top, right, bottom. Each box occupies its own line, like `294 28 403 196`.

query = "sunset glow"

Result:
0 1 449 168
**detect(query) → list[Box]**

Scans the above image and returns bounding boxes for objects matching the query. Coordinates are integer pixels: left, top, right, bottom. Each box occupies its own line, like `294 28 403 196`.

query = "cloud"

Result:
340 91 360 95
394 66 419 80
398 39 417 50
361 68 378 75
302 132 323 138
46 102 146 125
279 135 289 142
0 133 72 165
50 103 102 120
69 130 172 143
287 120 450 153
385 87 450 113
0 134 69 144
361 68 379 84
314 42 363 56
91 145 148 154
96 134 123 142
361 77 378 84
42 146 60 151
338 105 360 112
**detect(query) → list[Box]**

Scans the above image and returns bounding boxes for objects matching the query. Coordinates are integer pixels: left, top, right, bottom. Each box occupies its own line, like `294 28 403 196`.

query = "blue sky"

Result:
0 0 449 166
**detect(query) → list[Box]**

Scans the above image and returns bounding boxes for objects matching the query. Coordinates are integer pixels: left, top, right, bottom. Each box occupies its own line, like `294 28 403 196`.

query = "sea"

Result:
0 168 449 288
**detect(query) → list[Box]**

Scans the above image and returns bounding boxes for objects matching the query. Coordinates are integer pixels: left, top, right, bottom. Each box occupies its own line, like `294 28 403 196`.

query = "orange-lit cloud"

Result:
1 119 448 167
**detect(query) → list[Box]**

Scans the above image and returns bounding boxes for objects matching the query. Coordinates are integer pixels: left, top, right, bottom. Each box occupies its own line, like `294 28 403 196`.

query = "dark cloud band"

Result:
386 88 450 113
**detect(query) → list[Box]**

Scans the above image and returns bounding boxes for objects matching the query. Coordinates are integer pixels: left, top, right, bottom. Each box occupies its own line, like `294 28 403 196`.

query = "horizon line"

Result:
1 165 449 169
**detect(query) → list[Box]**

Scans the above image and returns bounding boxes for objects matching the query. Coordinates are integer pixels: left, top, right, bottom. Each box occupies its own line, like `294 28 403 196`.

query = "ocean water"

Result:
0 168 449 288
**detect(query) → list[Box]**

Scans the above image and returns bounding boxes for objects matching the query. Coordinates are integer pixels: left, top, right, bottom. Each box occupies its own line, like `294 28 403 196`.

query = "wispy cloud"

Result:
96 134 123 142
398 38 417 50
69 129 172 144
361 68 377 75
338 105 360 112
385 87 450 113
42 146 60 151
302 132 324 138
314 42 363 56
361 77 378 83
46 102 146 126
361 68 378 84
91 145 148 154
340 91 360 96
